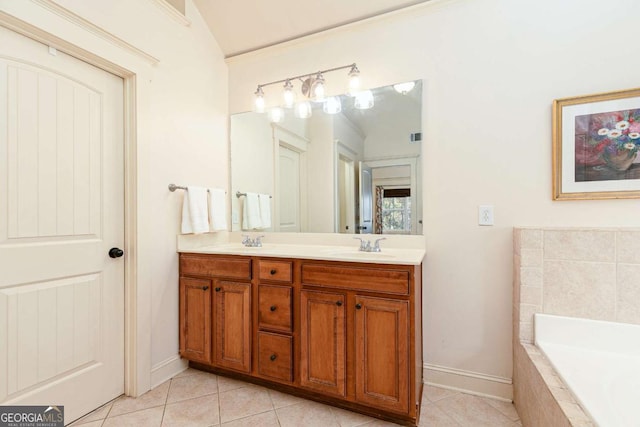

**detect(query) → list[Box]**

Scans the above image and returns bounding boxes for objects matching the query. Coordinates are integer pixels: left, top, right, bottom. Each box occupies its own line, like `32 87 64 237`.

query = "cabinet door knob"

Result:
270 354 277 361
355 303 362 310
270 305 277 312
335 301 342 307
270 269 277 275
202 286 209 291
215 287 221 292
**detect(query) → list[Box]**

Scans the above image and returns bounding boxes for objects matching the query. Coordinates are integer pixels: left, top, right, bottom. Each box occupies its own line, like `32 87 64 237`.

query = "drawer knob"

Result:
270 269 277 275
355 303 362 310
335 301 342 307
270 305 277 312
202 286 209 291
215 287 221 292
270 354 277 361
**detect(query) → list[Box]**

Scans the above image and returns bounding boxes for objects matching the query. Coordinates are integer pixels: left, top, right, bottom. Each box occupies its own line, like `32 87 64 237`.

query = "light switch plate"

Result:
478 205 494 226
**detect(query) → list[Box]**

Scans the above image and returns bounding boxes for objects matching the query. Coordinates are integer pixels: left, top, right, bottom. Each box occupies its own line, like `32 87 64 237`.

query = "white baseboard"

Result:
151 355 188 389
423 363 513 401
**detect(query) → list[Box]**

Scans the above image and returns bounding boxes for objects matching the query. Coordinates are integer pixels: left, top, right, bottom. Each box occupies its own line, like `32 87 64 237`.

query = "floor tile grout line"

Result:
158 377 173 427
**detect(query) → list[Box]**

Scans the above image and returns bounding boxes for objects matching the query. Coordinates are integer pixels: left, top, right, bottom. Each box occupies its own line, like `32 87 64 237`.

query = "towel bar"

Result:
236 191 272 199
168 184 227 193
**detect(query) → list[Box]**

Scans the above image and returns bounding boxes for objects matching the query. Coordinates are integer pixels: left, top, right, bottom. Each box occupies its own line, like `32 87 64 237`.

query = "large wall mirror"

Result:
230 80 422 235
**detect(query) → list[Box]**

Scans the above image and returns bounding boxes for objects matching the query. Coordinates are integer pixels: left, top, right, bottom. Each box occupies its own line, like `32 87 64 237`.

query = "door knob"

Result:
109 247 124 258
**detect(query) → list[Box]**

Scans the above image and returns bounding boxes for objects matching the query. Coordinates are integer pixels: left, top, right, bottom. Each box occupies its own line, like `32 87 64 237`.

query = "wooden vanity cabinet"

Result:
179 277 211 364
179 253 422 426
179 254 252 373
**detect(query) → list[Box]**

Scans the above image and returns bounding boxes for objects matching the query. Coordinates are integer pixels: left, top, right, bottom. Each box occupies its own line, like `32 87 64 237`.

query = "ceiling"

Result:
192 0 431 58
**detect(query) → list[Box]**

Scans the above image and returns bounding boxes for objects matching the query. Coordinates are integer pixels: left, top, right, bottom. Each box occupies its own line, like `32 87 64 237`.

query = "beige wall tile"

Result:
616 263 640 325
543 260 616 321
616 231 640 263
521 229 543 250
544 230 615 262
519 322 533 344
520 267 542 287
521 249 543 267
521 286 542 305
520 303 540 323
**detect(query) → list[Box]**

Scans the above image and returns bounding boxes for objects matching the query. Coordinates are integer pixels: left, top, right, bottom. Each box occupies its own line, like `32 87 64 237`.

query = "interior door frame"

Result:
333 140 357 233
0 10 142 397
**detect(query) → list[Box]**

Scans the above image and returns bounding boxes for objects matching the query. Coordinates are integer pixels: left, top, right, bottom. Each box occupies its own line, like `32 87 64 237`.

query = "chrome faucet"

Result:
354 237 386 252
242 234 264 247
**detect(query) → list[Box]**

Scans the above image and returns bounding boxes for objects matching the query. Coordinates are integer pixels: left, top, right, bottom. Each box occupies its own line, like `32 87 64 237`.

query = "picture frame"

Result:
552 87 640 200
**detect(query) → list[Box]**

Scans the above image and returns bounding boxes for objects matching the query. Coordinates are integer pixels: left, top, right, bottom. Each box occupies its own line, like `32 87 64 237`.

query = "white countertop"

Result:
179 241 424 265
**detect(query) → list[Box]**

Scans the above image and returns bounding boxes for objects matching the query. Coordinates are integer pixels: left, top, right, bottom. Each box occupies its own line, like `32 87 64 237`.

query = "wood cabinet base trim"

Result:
189 362 419 427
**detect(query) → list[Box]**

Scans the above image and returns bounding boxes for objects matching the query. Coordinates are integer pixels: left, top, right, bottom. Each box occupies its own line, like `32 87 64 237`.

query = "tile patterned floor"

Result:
70 369 522 426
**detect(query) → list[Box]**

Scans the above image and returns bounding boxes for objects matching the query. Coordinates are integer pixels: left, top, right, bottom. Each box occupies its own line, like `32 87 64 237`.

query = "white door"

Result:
0 27 125 423
358 162 373 234
337 156 355 233
277 145 301 232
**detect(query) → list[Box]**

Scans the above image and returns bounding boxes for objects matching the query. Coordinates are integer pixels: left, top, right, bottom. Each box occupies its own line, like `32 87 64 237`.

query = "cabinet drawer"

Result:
258 260 292 282
258 285 292 332
301 263 409 295
257 332 292 382
180 254 251 280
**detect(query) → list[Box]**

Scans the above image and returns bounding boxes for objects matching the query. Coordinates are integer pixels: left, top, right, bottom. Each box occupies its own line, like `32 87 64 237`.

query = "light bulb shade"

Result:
283 80 295 108
294 101 312 119
312 73 325 101
393 81 416 95
323 96 342 115
269 107 284 123
254 86 265 113
354 90 374 110
348 65 360 95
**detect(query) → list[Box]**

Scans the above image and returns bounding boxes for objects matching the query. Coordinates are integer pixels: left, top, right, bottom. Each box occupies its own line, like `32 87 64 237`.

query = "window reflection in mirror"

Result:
230 80 422 235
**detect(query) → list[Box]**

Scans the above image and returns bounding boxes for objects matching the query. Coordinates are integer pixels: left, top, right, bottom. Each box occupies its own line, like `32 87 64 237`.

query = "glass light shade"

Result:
348 65 360 96
254 87 265 113
283 80 295 108
323 96 342 115
312 73 325 101
269 107 284 123
294 101 312 119
393 81 416 95
354 90 374 110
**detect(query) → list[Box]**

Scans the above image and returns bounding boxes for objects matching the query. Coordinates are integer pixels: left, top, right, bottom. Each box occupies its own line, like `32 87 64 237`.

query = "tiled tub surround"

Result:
513 227 640 427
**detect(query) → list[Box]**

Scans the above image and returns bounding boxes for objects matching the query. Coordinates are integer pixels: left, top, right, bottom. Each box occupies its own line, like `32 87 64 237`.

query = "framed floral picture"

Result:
552 87 640 200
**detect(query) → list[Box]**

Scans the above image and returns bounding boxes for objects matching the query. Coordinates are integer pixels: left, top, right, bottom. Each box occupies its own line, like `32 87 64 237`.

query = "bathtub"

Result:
534 313 640 427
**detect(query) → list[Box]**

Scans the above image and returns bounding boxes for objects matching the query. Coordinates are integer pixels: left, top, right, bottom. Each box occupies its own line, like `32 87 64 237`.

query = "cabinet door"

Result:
179 277 211 364
300 290 346 397
214 281 251 372
355 296 409 413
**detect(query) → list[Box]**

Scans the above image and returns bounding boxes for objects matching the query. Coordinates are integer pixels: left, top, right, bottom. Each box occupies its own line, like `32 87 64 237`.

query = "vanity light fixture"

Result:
393 81 416 95
354 90 374 110
283 80 295 108
323 96 342 114
251 63 363 115
269 107 284 123
347 64 360 95
254 86 265 113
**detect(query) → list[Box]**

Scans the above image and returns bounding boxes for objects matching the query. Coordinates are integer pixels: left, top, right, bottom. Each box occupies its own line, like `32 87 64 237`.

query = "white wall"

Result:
227 0 640 397
307 113 336 232
1 0 228 392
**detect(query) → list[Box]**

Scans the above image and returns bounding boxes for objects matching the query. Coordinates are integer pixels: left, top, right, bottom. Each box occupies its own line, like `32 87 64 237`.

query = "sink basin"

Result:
325 250 396 259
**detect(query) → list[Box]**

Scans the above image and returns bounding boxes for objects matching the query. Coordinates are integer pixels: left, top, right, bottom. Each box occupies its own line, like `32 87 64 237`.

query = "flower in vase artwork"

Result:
574 108 640 182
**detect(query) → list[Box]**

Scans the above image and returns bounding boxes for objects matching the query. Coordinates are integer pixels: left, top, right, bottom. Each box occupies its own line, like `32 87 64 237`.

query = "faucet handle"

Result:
353 237 367 251
242 234 250 244
255 235 264 247
373 237 386 252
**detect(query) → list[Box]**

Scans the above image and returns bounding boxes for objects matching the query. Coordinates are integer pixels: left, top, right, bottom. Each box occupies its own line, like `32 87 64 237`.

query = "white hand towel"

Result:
208 188 227 231
242 192 263 230
258 194 272 229
181 186 209 234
